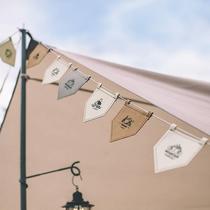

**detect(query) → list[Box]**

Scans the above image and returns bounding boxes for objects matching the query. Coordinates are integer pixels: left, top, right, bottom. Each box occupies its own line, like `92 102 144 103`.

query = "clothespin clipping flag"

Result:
0 38 16 66
84 84 119 122
42 57 71 84
58 69 90 99
111 101 153 142
153 124 208 173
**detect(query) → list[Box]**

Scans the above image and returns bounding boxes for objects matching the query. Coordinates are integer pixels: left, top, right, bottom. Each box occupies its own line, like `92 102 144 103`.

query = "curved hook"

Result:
70 161 81 176
70 161 82 190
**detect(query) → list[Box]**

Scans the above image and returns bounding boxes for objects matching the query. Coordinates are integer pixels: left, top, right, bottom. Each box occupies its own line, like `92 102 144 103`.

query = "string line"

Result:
0 30 19 45
26 33 210 146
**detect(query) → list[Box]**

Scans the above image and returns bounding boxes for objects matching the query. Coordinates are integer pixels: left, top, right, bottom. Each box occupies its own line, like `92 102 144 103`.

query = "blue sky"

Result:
0 0 210 81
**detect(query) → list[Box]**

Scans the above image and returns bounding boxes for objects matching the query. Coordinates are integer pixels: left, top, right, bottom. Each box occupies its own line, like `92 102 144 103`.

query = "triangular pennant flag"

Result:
84 85 119 122
27 43 49 68
0 38 16 66
58 69 90 99
111 102 153 142
153 124 208 173
26 38 39 60
42 57 71 84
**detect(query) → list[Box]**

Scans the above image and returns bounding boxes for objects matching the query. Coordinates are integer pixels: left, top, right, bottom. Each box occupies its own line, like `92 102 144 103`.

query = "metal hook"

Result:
72 175 83 191
70 161 81 176
70 161 82 190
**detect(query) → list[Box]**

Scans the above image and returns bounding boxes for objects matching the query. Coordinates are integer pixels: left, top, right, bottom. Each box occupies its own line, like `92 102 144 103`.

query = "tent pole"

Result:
19 28 27 210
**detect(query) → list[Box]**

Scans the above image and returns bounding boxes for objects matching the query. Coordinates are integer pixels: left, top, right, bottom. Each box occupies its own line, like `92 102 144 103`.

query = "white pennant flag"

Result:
153 124 208 173
84 84 119 122
42 57 71 84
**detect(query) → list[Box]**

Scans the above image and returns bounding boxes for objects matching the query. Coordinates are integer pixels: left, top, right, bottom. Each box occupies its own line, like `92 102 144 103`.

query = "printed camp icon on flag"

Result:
58 69 90 99
27 42 49 68
0 38 16 66
153 124 208 173
42 57 71 84
84 84 119 122
111 102 153 142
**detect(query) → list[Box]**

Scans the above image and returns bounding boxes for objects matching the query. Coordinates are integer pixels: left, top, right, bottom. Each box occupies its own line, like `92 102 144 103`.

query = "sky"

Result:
0 0 210 82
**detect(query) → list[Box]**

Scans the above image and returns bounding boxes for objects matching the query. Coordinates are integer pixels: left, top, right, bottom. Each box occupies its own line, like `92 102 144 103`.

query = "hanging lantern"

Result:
26 161 94 210
62 162 94 210
62 187 94 210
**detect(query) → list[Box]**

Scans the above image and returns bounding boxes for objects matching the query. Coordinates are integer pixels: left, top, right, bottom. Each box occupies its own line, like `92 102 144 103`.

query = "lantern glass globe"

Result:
69 206 90 210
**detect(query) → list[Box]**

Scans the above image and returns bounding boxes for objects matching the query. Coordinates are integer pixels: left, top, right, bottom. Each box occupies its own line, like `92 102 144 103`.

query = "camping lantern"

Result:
62 187 94 210
25 161 94 210
62 162 94 210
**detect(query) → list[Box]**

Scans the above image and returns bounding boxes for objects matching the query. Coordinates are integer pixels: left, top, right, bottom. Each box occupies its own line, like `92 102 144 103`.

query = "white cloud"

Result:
94 0 210 81
0 0 48 40
0 0 209 82
58 0 210 82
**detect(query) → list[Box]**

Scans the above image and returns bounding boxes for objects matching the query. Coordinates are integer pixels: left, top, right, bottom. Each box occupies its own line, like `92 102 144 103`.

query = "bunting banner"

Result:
153 124 208 173
42 57 71 84
84 85 119 122
0 38 16 66
111 102 153 142
27 43 49 68
58 69 90 99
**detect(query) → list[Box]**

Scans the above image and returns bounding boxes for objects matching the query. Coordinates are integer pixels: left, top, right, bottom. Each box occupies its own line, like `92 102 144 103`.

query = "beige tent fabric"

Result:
57 50 210 135
111 102 152 142
27 43 49 68
0 51 210 210
0 38 16 66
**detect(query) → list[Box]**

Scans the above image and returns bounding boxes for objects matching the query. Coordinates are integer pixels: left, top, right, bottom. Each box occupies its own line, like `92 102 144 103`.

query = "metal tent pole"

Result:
19 28 27 210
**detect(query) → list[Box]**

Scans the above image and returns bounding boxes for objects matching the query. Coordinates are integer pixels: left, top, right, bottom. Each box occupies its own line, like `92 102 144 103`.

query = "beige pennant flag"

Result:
111 102 153 142
27 43 49 68
0 38 16 66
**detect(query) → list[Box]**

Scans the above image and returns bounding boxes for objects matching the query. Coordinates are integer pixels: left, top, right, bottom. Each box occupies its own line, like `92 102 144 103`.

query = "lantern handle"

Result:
70 161 83 190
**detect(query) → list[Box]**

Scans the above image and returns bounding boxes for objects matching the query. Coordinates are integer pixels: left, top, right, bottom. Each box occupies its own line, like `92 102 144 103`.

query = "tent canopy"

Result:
57 49 210 135
0 48 209 210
